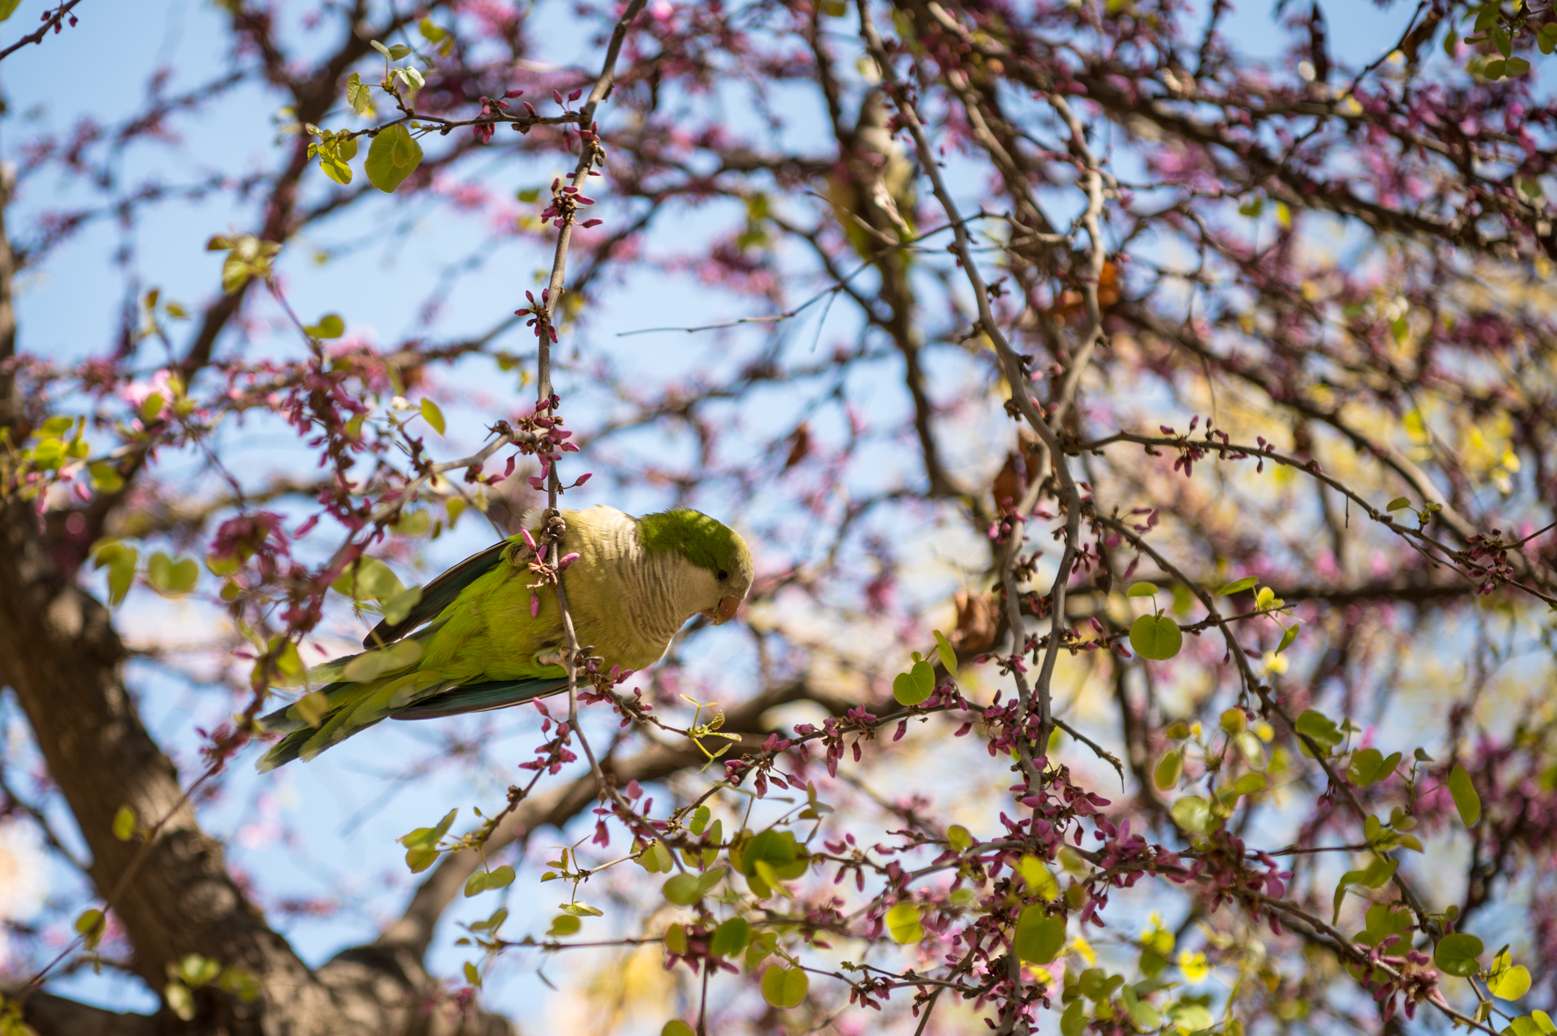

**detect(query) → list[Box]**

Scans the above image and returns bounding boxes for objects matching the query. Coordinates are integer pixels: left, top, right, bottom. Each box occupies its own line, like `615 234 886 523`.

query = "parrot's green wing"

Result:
388 675 570 720
362 539 513 647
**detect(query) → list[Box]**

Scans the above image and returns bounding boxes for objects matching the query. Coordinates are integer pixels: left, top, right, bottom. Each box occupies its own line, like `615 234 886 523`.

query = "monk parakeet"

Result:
256 506 752 770
826 89 916 264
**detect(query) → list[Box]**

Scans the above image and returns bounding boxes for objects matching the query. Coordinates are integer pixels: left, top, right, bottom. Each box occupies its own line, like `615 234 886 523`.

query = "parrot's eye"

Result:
716 568 729 581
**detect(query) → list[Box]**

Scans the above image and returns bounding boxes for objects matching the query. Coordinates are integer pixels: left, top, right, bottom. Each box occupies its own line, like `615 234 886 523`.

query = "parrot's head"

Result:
639 509 753 625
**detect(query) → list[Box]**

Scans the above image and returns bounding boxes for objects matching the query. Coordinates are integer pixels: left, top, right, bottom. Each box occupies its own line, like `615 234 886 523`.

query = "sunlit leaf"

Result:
1129 614 1182 661
1448 764 1481 827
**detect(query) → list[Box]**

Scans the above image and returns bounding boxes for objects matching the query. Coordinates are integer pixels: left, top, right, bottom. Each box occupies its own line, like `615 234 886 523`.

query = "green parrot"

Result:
256 506 753 770
825 88 917 265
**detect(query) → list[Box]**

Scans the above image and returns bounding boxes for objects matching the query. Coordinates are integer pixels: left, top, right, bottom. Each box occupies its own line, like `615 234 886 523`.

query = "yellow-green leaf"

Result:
1490 958 1532 1000
933 629 958 673
75 908 105 949
365 123 423 193
1018 854 1061 902
710 916 749 957
884 901 924 944
112 806 136 841
1448 763 1481 827
1130 614 1182 661
761 964 808 1009
420 397 446 436
1153 748 1183 791
1014 905 1066 964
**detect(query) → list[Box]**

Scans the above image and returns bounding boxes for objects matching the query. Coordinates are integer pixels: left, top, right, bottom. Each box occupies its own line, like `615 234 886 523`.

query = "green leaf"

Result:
547 913 581 937
139 392 166 423
662 874 703 906
1448 763 1481 827
400 809 458 849
947 824 973 851
893 659 936 706
1274 622 1300 654
1294 709 1343 754
637 839 674 873
177 954 221 988
1125 580 1158 598
106 547 137 605
306 313 345 339
346 73 374 116
1121 987 1162 1032
1130 613 1183 661
164 981 195 1021
1061 999 1086 1036
332 556 404 601
885 901 924 944
1359 903 1413 948
1433 931 1484 978
1014 904 1066 964
74 908 105 949
738 829 806 883
1170 795 1213 837
662 1023 697 1036
1227 772 1267 798
420 397 446 435
147 552 198 596
1153 748 1183 791
1332 854 1398 923
1253 585 1282 612
0 1 22 23
761 965 809 1009
464 864 515 897
1348 748 1400 788
88 460 125 492
933 629 958 674
1215 576 1258 596
710 916 750 957
365 123 424 193
1386 496 1411 512
112 805 136 841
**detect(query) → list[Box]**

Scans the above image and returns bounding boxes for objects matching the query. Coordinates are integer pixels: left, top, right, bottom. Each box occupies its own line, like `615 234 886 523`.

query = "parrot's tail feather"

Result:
256 729 311 772
257 678 351 735
388 676 569 721
254 649 445 770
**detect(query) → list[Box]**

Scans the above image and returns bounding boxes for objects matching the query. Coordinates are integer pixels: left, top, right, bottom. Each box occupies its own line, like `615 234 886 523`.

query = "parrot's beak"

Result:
707 595 741 625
